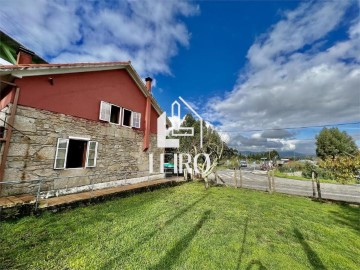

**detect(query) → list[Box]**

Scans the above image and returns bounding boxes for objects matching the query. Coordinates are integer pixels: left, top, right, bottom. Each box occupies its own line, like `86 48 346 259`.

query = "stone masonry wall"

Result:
1 105 164 196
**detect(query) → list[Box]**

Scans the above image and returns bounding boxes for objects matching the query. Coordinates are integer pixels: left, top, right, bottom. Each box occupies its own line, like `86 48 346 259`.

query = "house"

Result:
0 46 164 197
0 30 47 65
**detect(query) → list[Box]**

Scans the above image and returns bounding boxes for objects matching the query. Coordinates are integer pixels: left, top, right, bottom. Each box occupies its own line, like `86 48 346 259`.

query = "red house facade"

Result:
0 48 164 197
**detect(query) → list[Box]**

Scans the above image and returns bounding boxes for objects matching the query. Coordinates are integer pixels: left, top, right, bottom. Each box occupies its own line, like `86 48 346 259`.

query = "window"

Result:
99 101 121 124
132 112 141 129
54 138 98 169
110 105 121 124
122 108 132 127
0 126 5 138
99 101 141 128
86 141 98 167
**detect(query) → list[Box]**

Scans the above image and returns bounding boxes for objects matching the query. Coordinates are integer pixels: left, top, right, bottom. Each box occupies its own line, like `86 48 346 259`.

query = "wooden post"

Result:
233 168 237 188
316 174 321 199
267 170 272 194
271 170 275 192
240 167 243 188
0 87 20 186
311 171 316 197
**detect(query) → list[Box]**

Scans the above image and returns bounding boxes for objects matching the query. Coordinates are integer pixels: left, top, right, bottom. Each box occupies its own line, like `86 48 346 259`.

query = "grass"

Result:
1 182 359 270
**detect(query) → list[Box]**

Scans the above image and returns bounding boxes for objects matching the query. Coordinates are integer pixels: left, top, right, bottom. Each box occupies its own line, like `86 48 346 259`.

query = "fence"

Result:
212 168 360 204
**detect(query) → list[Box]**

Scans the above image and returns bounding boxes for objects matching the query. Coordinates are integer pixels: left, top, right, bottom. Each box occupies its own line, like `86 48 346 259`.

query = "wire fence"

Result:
212 168 360 204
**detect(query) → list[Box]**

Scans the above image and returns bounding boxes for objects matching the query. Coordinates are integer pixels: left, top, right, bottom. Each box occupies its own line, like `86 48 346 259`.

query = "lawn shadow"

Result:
293 228 326 270
149 209 212 270
99 194 209 270
236 215 250 270
330 204 360 233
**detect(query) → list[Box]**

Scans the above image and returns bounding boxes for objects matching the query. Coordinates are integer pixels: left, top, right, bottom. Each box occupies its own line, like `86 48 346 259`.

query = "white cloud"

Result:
205 1 360 154
0 0 199 77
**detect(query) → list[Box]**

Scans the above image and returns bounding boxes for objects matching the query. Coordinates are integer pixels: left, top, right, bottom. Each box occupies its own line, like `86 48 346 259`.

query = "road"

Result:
211 169 360 204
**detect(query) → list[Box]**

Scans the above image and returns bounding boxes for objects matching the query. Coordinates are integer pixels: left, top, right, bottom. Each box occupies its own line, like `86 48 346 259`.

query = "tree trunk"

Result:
204 177 209 189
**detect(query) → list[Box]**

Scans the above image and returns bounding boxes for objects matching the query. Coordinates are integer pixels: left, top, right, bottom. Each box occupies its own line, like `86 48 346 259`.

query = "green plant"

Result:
278 161 305 173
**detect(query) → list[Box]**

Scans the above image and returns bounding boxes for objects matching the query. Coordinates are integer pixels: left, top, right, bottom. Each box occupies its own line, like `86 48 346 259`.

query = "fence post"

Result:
271 170 275 192
311 171 316 197
239 167 243 188
267 170 272 194
233 168 237 188
34 178 43 211
316 173 321 199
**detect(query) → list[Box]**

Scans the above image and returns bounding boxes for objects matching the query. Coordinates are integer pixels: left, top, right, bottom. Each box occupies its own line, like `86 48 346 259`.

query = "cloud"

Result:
261 129 294 139
205 0 360 154
0 0 199 77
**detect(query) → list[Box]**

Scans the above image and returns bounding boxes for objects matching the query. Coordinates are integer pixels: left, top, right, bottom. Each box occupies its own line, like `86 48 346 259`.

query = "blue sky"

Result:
1 0 359 154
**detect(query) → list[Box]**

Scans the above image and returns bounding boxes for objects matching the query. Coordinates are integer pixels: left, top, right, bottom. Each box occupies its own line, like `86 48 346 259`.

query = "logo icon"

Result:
157 96 203 148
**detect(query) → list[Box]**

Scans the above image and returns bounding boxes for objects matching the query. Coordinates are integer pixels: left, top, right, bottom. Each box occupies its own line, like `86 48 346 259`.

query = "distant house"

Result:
0 45 164 197
0 31 47 65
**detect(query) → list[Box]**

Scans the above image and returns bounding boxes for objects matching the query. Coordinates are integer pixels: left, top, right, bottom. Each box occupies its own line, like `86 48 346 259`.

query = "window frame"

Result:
132 111 141 129
54 138 69 169
99 101 141 128
121 108 133 128
99 101 122 125
54 138 98 170
85 141 98 168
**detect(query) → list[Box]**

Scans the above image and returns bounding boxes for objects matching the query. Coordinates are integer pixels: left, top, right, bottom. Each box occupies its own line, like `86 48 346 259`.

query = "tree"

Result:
320 153 360 184
178 113 224 189
315 127 358 160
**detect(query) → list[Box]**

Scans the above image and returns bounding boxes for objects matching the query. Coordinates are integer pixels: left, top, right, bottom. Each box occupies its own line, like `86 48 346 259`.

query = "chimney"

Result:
16 46 34 65
145 77 153 93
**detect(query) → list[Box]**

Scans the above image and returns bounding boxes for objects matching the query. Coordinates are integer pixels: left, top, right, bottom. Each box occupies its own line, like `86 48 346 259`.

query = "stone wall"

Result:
1 105 164 196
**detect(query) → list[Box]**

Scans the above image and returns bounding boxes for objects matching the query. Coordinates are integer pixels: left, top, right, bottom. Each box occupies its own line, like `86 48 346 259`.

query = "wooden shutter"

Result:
54 138 69 169
99 101 111 121
132 112 141 128
85 141 98 167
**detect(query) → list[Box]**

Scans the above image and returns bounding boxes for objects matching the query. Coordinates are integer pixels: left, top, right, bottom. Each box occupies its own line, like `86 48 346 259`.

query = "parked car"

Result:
240 160 248 168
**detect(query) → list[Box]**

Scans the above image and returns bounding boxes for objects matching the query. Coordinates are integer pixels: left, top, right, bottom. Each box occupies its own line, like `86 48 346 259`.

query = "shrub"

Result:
278 161 305 173
302 162 333 180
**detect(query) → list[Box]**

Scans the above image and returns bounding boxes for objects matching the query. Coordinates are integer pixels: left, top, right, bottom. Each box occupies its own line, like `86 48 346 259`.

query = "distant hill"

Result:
239 150 313 159
278 151 309 158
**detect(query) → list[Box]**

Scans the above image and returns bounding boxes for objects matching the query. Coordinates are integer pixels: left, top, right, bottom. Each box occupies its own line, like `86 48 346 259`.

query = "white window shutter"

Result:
99 101 111 122
54 138 69 169
132 112 141 128
86 141 98 168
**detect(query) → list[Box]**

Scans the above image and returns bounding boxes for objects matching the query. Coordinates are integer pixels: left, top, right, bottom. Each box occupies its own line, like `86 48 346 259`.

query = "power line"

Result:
214 121 360 133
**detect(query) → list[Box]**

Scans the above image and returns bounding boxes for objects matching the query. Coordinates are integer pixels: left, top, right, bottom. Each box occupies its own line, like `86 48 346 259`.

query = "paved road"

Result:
211 169 360 204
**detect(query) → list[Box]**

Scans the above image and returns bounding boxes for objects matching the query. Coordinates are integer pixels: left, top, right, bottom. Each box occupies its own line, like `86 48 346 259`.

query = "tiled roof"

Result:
0 61 131 70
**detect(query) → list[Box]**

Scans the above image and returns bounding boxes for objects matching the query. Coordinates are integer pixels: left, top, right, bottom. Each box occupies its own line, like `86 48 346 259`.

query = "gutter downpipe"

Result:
143 77 152 151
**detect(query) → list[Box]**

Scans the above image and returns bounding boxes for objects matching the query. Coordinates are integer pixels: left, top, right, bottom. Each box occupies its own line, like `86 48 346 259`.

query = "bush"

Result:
319 153 360 184
302 162 333 180
278 161 305 173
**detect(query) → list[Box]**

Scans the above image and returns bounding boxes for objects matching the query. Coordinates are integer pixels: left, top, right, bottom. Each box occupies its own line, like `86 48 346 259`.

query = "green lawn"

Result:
1 182 359 270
